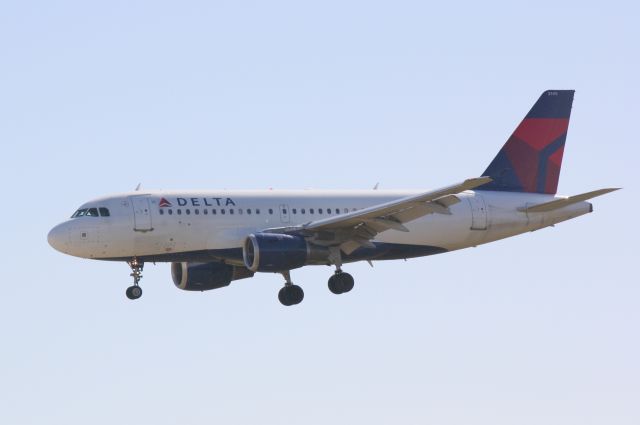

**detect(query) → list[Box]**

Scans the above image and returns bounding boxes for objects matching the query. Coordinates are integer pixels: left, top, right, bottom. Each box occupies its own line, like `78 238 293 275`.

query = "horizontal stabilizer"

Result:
521 188 620 213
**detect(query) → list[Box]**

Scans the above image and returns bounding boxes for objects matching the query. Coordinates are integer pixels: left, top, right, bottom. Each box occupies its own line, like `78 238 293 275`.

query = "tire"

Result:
290 285 304 304
126 285 142 300
278 285 304 306
339 273 354 293
130 286 142 299
328 274 344 294
278 287 292 306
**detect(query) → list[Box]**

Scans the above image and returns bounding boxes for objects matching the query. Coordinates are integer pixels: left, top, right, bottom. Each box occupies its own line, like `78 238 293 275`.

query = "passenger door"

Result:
131 196 153 231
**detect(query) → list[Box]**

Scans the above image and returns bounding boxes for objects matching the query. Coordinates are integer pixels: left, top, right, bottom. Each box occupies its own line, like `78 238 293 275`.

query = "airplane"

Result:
48 90 618 306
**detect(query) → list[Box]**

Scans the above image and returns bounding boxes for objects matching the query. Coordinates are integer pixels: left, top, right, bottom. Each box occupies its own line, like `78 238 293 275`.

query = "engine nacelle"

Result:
242 233 329 272
171 262 254 291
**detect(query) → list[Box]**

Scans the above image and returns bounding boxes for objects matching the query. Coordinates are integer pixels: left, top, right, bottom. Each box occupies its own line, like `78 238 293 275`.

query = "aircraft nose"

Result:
47 223 68 253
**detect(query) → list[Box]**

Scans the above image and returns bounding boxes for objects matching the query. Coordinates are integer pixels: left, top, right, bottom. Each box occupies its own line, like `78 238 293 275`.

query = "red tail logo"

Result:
480 90 574 194
159 197 172 207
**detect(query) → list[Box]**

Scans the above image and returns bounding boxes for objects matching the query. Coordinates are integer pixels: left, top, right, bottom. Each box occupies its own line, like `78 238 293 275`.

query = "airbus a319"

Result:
48 90 618 306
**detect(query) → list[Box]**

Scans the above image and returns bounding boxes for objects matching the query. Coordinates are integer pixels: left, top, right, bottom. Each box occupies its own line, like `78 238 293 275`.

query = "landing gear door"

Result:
468 194 488 230
279 204 290 224
131 196 153 232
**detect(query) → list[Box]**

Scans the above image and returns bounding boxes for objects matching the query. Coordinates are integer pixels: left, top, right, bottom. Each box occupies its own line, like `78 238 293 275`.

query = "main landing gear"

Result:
278 270 304 306
327 247 354 295
278 250 356 305
277 269 356 306
328 270 355 295
277 248 357 306
126 258 144 300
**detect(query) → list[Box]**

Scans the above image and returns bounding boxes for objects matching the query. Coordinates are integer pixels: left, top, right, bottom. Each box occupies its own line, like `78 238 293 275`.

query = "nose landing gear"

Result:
126 258 144 300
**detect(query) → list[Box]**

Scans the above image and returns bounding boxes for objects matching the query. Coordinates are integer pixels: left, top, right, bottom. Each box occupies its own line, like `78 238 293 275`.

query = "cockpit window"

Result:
71 206 110 218
71 208 88 218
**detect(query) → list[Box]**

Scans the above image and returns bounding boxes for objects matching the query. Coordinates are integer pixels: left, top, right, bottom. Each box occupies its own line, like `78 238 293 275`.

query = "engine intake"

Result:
171 262 253 291
243 233 329 272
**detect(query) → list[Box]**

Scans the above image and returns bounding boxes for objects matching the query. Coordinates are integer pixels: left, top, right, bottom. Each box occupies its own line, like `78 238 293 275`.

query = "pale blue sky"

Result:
0 1 638 424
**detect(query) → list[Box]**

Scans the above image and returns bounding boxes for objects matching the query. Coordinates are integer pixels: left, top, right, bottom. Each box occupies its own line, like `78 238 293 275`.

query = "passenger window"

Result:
247 209 252 215
230 209 234 214
292 208 297 214
310 208 314 214
203 209 208 215
212 209 217 215
238 209 243 215
256 209 261 214
221 209 226 215
177 209 182 215
195 209 199 215
301 208 306 214
159 209 164 215
168 209 173 215
319 208 323 214
269 209 273 215
99 207 110 217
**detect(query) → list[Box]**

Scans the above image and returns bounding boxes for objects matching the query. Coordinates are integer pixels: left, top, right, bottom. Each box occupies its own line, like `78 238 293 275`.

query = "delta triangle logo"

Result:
159 197 172 207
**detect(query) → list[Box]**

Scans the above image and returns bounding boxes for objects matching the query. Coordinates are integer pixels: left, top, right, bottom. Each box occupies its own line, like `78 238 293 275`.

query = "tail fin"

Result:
479 90 575 194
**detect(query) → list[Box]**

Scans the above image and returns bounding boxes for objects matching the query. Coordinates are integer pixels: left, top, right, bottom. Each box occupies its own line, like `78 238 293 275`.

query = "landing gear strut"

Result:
126 258 144 300
278 270 304 306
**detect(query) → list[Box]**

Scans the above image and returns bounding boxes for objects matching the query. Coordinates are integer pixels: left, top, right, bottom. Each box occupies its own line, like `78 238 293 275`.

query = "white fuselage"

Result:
47 189 592 264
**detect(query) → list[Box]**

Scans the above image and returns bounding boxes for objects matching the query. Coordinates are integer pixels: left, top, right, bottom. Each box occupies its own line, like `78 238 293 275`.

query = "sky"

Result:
0 1 638 424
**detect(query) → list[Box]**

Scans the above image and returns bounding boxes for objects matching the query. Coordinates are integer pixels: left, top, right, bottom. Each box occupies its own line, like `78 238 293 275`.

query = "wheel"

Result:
126 285 142 300
328 272 354 295
290 285 304 304
339 273 354 293
328 274 344 294
278 285 304 306
278 287 292 306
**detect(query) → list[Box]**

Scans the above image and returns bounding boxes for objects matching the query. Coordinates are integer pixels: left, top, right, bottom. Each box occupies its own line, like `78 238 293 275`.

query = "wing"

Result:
262 176 492 255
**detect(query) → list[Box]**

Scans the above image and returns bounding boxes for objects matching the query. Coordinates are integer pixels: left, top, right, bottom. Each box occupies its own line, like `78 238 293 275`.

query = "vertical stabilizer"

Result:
479 90 574 194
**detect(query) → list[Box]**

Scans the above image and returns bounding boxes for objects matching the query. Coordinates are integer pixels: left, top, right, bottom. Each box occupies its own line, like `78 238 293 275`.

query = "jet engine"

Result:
171 262 254 291
242 233 329 272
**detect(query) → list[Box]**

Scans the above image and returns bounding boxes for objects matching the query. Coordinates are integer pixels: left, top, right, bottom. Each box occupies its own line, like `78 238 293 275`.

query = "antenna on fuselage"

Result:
373 182 379 190
134 183 141 191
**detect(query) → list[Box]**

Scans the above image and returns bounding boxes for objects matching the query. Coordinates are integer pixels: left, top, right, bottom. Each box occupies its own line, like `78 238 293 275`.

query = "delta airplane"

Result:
48 90 618 306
